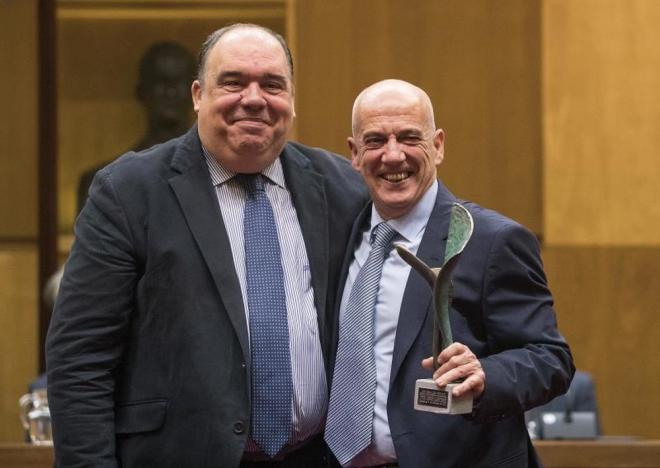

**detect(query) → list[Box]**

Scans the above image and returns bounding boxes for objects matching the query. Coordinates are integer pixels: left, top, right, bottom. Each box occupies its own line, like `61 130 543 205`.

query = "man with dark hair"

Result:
47 24 367 467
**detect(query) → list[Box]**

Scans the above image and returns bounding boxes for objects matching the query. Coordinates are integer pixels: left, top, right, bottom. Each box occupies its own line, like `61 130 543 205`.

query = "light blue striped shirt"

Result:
341 181 438 466
203 148 327 452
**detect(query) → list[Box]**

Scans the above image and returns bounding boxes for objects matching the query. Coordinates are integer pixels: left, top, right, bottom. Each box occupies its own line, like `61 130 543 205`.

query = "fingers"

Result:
420 342 466 370
433 353 480 386
420 342 486 399
421 356 435 370
448 370 485 398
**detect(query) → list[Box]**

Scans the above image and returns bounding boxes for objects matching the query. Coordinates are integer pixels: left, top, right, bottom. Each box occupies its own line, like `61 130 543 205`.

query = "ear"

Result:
191 80 202 112
348 137 360 170
433 128 445 166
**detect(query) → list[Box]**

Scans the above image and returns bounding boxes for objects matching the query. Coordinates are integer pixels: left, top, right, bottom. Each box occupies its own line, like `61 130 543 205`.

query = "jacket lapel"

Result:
390 181 457 384
167 127 250 363
327 203 371 383
279 145 330 350
336 204 371 313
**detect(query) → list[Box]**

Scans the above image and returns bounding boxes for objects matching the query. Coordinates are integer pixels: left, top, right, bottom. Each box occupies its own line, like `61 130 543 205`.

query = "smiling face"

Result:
349 81 444 220
191 27 295 173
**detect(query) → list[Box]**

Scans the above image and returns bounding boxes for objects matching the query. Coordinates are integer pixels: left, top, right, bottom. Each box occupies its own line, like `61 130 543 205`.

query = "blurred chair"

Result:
526 370 601 439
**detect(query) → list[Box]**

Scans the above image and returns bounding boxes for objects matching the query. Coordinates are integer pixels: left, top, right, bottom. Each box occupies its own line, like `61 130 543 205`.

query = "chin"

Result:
224 155 270 174
378 189 414 207
236 140 270 155
375 199 411 219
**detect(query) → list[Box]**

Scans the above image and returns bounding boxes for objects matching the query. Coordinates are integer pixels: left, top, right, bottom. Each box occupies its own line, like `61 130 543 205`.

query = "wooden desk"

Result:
534 438 660 468
0 443 53 468
1 440 659 468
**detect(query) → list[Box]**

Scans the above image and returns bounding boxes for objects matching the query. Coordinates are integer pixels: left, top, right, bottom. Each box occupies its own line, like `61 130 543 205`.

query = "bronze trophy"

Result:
395 203 474 414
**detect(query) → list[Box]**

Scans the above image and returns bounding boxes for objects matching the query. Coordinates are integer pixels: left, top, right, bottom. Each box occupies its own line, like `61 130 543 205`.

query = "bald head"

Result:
348 79 445 220
352 79 436 136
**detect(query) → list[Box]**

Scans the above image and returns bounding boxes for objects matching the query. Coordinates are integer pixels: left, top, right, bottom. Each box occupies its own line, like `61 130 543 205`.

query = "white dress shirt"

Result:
203 148 327 451
341 181 438 467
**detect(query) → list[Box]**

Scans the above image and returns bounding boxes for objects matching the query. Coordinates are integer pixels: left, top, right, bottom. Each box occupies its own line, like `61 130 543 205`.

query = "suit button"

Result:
233 420 245 434
241 362 246 369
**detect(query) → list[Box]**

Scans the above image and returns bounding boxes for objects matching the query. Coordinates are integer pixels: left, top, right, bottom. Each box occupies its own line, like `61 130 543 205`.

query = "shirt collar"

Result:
369 180 438 243
202 145 286 189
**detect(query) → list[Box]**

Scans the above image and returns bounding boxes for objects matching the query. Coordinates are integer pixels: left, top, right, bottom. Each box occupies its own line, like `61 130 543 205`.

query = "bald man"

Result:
324 80 574 467
46 24 367 467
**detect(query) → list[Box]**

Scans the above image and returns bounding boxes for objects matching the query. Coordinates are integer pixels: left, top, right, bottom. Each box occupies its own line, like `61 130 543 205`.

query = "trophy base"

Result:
414 379 473 414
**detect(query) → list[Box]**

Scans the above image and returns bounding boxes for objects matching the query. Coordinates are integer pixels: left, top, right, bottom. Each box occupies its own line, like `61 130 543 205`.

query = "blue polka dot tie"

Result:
238 174 292 458
325 222 398 465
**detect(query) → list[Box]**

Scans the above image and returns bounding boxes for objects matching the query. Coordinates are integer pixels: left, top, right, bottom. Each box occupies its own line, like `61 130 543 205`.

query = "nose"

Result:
382 135 405 163
240 82 266 109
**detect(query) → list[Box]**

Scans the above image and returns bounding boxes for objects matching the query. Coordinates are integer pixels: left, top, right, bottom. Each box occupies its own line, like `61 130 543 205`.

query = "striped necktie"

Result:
325 222 397 465
238 173 292 458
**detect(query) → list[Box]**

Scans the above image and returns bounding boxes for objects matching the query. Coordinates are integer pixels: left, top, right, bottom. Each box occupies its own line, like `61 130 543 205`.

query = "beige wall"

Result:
0 0 40 442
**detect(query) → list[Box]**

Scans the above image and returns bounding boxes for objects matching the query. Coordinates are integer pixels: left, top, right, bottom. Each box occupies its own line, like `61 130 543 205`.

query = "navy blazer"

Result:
46 126 368 468
333 180 574 468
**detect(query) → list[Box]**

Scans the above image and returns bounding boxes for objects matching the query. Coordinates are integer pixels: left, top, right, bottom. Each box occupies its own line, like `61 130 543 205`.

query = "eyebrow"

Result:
397 128 424 137
261 73 288 83
216 71 288 83
361 128 424 139
361 131 386 140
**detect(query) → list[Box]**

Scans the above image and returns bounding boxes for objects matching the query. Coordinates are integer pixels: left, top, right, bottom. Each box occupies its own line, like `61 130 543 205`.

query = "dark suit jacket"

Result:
46 126 368 468
333 180 574 468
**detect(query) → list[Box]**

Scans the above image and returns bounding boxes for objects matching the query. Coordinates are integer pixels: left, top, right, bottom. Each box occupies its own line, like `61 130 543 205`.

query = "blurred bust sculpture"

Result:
77 41 196 212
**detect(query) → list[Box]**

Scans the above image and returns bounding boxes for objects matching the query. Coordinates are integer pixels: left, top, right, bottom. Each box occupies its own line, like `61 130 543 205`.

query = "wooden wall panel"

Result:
542 0 660 438
0 246 39 442
543 0 660 245
543 246 660 438
295 0 543 233
0 0 39 239
0 0 40 443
